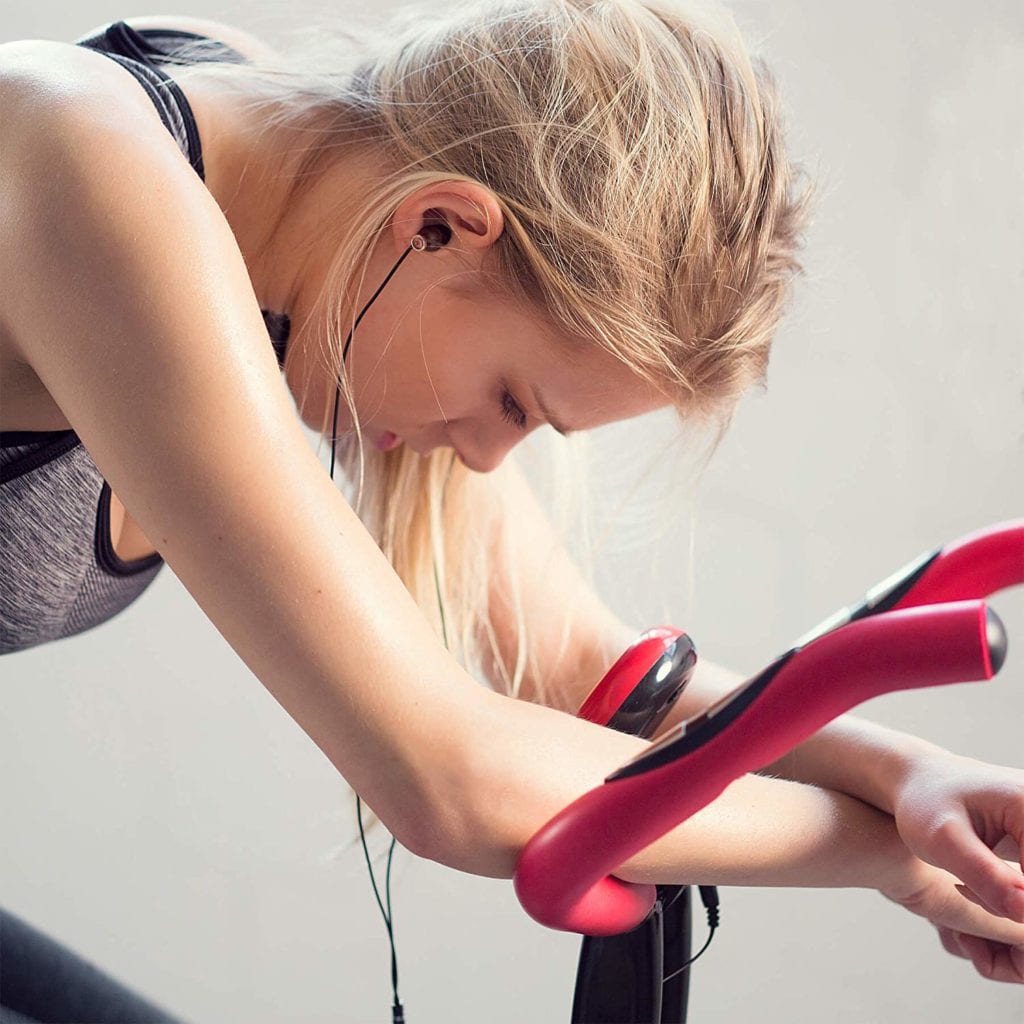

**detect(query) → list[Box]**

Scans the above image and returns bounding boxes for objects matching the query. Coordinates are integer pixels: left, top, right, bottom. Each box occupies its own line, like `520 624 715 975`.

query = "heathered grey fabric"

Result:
0 436 165 653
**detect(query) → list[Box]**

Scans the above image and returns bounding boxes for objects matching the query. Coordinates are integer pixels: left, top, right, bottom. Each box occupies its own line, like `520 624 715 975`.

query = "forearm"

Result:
754 715 946 816
445 689 916 896
617 771 910 890
660 657 947 815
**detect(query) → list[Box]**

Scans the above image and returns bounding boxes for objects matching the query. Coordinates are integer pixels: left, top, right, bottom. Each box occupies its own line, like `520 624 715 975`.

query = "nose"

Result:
450 425 522 473
455 444 507 474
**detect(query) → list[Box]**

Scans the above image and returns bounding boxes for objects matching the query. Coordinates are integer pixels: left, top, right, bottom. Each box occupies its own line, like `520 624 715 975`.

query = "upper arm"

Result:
479 458 639 713
479 460 746 724
0 82 485 860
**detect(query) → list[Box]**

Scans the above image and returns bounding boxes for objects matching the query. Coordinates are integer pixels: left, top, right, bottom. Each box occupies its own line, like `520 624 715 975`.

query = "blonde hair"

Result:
172 0 808 759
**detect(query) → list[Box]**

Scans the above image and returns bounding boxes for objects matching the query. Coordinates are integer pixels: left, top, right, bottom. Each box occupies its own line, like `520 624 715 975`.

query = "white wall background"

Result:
1 1 1022 1022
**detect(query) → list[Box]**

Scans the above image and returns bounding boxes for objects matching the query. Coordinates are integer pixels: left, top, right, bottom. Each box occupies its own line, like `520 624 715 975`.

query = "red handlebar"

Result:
514 520 1021 937
892 520 1024 610
515 600 1002 935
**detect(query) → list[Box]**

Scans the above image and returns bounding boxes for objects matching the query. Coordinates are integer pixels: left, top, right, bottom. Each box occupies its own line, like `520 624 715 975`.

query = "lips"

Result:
374 430 402 452
372 431 463 461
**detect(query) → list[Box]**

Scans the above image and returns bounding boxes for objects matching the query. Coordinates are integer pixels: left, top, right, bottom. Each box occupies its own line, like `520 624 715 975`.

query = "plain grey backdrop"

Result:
1 0 1022 1021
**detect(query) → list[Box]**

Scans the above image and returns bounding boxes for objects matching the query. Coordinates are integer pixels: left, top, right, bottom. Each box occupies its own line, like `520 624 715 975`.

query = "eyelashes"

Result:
500 387 528 431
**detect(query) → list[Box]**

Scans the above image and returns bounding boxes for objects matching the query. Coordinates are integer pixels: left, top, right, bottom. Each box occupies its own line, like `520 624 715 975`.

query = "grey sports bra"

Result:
0 21 290 655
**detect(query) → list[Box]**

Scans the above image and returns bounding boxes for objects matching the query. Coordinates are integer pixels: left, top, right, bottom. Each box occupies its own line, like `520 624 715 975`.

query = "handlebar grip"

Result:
791 520 1023 652
514 600 1004 936
891 520 1024 610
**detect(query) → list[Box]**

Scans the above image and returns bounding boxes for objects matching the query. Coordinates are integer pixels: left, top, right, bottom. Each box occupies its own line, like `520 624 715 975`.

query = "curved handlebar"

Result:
890 519 1023 609
514 599 1005 936
793 520 1023 650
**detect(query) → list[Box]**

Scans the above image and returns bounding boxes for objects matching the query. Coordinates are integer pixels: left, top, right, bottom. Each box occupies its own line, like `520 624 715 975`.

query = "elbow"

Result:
412 691 645 881
403 694 540 879
414 821 524 880
406 753 526 880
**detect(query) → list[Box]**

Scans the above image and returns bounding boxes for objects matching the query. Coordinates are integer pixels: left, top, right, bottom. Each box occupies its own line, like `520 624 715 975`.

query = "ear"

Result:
389 180 504 257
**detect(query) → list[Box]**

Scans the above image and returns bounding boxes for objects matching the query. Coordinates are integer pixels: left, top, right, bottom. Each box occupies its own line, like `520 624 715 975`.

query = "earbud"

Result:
410 222 452 252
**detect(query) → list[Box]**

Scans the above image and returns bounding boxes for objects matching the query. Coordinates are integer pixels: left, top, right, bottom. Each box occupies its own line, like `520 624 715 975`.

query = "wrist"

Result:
867 728 951 816
877 730 953 816
876 850 943 905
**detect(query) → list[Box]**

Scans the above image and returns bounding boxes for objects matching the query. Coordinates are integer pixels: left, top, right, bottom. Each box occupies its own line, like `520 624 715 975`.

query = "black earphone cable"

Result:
662 885 720 985
355 794 404 1023
330 243 417 479
324 220 714 1018
329 224 451 1024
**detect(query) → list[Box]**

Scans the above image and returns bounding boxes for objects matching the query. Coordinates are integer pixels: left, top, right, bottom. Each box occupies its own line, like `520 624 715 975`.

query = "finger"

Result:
954 931 1024 984
992 834 1021 862
956 883 1000 916
922 872 1024 947
954 931 993 978
937 925 970 961
930 815 1024 922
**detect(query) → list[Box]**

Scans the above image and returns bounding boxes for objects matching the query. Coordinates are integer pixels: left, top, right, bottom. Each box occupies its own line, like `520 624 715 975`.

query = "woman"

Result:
1 1 1021 1018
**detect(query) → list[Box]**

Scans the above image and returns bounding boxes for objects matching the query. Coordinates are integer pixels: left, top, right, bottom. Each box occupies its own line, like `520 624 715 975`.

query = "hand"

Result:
881 857 1024 982
890 748 1024 923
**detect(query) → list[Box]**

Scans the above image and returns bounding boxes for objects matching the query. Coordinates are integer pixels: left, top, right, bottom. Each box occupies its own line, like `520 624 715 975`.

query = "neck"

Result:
172 67 381 432
174 67 309 313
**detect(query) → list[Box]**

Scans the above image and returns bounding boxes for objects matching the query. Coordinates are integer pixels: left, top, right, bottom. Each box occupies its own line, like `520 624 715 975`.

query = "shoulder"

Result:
0 15 277 114
0 36 216 242
0 40 230 367
0 39 169 146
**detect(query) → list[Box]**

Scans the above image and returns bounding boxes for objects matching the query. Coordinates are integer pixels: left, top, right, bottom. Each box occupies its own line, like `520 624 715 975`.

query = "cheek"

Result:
352 332 448 426
407 329 485 420
359 300 495 428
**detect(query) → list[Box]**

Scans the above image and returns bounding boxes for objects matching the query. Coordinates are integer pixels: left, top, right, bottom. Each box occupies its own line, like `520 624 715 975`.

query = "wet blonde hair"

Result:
171 0 809 708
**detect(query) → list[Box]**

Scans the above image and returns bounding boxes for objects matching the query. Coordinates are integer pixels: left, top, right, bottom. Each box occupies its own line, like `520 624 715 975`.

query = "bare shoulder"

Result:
0 14 277 122
0 29 245 372
0 38 156 122
0 43 194 370
0 17 277 357
0 34 210 180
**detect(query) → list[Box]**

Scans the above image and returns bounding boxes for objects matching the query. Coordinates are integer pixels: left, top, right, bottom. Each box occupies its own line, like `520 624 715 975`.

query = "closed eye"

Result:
500 387 528 431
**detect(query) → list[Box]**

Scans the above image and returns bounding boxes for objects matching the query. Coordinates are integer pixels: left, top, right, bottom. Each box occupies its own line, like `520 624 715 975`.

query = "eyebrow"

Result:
530 383 574 437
